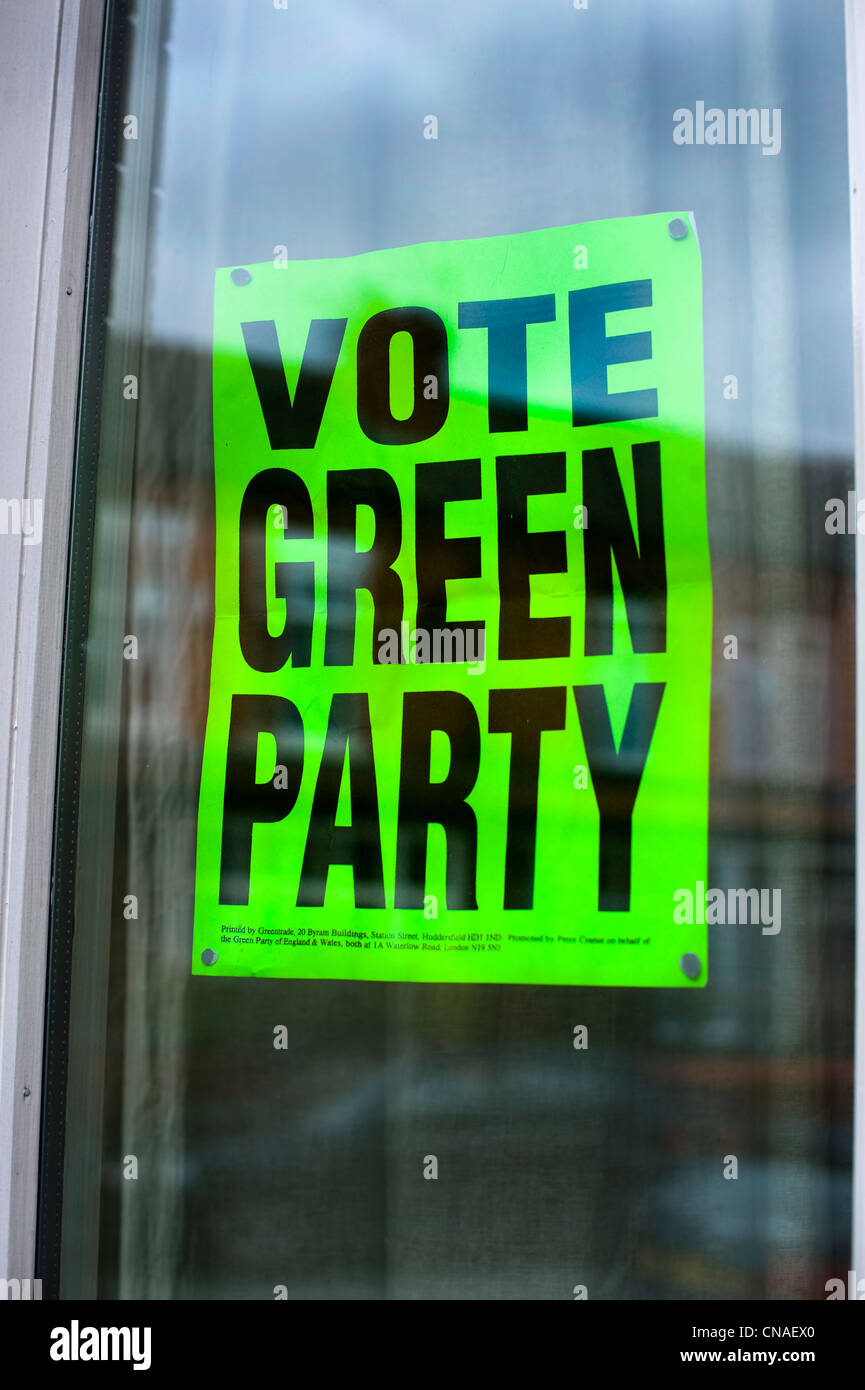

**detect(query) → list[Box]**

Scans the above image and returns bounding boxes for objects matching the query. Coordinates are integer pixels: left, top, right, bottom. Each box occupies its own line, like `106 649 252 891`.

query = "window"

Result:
40 0 856 1300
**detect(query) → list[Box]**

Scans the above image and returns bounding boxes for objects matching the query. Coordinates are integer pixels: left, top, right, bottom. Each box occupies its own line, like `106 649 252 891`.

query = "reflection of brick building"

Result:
99 332 855 1299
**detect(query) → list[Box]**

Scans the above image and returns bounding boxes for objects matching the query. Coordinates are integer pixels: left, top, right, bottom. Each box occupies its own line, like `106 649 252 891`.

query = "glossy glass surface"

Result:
54 0 854 1298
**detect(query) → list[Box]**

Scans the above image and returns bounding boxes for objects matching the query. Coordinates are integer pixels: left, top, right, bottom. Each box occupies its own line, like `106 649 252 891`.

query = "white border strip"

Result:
0 0 105 1281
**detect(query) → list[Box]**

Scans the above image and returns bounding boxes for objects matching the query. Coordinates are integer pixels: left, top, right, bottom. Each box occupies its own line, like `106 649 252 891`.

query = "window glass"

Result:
44 0 855 1299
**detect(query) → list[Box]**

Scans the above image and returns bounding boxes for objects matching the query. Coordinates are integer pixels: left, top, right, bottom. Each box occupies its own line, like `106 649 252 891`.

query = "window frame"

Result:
0 0 861 1299
0 0 106 1289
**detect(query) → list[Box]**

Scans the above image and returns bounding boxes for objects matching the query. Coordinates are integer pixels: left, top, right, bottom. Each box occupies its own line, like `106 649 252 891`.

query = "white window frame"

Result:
0 0 106 1284
0 0 863 1295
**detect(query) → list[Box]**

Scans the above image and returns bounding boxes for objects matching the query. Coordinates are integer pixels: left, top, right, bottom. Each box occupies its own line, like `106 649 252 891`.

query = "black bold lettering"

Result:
241 318 346 449
573 682 665 911
415 458 483 659
569 281 658 426
324 469 404 665
496 452 569 659
582 442 666 655
457 295 555 431
297 694 385 908
356 306 449 444
220 694 304 905
395 692 480 909
239 468 314 672
489 687 567 908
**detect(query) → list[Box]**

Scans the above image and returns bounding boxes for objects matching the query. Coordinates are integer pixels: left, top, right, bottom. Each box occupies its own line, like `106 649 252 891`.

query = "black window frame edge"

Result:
36 0 131 1301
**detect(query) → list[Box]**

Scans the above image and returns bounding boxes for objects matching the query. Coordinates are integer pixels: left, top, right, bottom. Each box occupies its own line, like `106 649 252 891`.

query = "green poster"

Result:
192 212 711 987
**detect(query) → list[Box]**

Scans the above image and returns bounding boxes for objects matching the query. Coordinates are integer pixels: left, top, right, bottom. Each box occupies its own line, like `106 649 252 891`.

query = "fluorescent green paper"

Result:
193 213 711 986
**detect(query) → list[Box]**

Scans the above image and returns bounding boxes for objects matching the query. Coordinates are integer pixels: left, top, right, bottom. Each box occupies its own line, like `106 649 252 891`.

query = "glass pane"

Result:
45 0 855 1299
